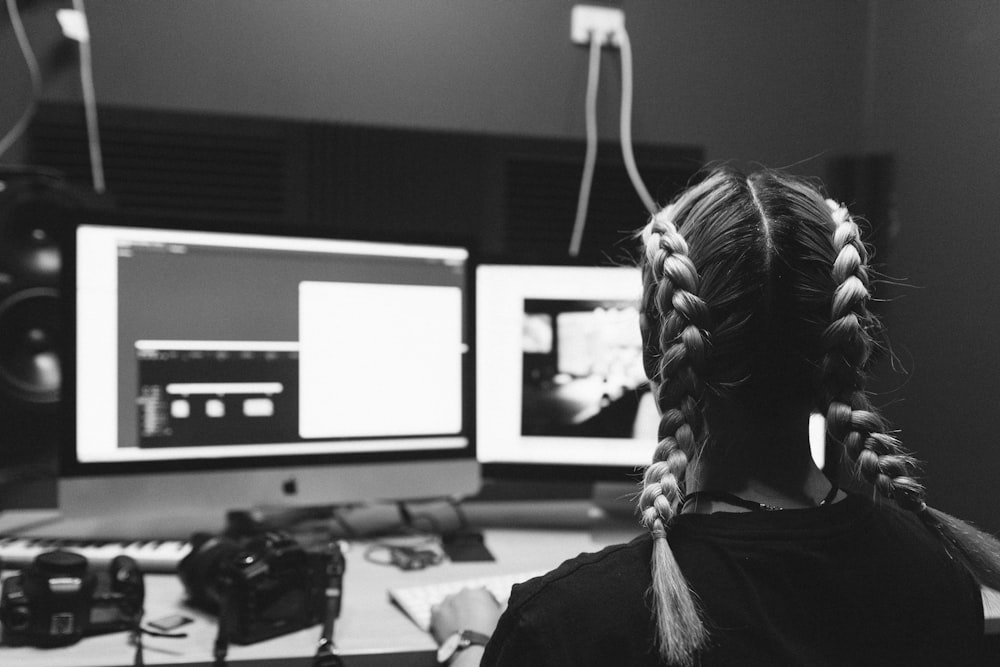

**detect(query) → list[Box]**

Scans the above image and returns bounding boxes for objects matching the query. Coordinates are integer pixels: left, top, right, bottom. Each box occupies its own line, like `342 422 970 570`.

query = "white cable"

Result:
618 28 657 216
0 0 43 159
569 34 602 258
73 0 105 194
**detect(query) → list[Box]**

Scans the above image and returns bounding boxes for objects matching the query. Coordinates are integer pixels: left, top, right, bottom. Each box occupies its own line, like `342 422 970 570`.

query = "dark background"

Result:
2 1 998 534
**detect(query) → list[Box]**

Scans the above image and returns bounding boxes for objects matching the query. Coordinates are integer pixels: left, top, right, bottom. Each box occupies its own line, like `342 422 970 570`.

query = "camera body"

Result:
178 531 335 644
0 550 144 647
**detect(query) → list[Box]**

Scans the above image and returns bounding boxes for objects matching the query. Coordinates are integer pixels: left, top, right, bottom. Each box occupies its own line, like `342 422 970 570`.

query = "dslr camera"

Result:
178 531 337 644
0 550 145 647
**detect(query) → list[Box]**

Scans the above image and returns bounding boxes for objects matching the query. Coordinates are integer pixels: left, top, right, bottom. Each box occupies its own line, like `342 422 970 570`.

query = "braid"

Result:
821 200 924 510
822 198 1000 588
638 207 710 665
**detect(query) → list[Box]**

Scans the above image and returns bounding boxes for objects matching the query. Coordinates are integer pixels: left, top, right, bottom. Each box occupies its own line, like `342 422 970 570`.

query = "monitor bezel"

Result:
58 208 477 479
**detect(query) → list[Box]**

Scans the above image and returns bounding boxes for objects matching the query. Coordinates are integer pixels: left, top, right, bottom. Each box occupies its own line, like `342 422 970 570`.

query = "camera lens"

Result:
33 551 88 577
178 535 242 609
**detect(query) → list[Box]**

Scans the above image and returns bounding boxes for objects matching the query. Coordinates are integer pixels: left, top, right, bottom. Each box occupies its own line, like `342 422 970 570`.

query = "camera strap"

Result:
312 541 346 667
212 577 234 667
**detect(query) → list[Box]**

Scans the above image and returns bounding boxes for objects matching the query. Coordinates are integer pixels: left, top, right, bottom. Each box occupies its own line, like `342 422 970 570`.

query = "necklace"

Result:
680 484 840 513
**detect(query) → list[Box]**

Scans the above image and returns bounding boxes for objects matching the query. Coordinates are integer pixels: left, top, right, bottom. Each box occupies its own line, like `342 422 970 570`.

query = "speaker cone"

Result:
0 179 64 287
0 287 60 404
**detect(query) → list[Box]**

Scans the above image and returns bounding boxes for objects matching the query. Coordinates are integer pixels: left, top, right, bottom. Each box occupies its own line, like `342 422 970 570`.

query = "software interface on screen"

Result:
74 224 469 466
477 264 657 469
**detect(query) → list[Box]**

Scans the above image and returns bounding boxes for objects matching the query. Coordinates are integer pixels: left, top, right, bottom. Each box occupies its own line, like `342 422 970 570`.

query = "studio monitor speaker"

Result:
0 168 101 508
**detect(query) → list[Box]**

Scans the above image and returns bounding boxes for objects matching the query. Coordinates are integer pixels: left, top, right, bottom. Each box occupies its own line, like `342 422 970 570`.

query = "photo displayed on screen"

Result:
520 298 649 439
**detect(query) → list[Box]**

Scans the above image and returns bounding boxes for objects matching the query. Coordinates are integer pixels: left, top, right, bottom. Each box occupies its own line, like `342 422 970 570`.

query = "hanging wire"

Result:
0 0 43 159
618 28 657 216
72 0 105 193
568 33 603 258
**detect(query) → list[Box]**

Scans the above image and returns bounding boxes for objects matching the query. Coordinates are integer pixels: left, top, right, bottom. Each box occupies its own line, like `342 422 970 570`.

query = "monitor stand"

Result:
8 458 480 541
462 478 643 544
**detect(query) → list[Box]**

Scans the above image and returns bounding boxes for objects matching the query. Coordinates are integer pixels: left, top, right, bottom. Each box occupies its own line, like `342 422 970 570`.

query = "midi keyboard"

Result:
0 536 193 573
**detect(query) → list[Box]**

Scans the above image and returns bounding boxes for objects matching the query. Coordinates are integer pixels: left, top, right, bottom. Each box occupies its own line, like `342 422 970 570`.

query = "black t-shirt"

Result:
482 494 985 666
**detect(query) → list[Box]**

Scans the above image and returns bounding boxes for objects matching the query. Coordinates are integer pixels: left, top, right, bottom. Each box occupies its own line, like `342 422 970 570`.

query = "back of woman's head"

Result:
640 168 843 426
635 166 934 665
637 166 920 484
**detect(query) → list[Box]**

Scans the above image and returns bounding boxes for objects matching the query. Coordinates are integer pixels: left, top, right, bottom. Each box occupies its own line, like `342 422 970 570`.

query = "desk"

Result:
2 507 999 666
1 517 638 666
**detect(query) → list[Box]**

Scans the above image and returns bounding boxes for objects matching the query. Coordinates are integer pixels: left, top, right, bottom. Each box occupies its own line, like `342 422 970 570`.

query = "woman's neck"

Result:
683 416 837 512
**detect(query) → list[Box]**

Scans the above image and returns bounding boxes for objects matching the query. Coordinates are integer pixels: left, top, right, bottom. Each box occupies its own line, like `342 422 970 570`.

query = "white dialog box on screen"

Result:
298 281 463 439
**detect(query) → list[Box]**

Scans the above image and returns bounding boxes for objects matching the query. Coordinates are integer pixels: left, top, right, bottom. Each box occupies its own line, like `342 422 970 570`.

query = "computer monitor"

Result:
56 215 478 538
476 264 654 485
475 263 829 500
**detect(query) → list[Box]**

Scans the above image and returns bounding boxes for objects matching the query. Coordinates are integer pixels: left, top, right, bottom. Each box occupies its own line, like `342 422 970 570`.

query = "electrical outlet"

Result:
570 5 625 48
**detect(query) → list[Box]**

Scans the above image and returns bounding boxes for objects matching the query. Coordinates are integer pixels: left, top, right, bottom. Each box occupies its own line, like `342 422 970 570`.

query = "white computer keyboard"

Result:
389 570 546 632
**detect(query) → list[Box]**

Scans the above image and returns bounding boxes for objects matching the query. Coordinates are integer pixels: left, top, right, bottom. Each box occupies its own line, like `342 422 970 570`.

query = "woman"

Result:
432 167 1000 666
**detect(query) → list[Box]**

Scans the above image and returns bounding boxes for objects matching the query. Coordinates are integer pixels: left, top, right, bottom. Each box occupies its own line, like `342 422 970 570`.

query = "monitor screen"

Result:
476 264 655 477
57 216 478 538
476 264 829 486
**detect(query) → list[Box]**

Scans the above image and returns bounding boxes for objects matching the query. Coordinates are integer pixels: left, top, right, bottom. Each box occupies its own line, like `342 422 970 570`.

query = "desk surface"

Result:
1 521 635 667
2 508 999 666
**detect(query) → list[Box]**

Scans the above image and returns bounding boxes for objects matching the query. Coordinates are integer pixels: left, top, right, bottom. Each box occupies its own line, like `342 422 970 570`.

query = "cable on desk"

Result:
363 533 444 571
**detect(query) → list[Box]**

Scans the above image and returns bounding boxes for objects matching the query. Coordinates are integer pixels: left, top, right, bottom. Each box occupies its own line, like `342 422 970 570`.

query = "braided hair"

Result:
821 198 923 507
636 166 1000 665
637 202 711 664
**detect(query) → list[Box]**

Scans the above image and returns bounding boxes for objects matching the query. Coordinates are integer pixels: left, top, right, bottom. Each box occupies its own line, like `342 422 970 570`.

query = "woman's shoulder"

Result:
507 533 653 613
483 535 661 666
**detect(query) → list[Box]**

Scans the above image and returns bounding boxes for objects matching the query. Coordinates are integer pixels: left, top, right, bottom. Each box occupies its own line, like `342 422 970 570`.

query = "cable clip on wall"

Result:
569 5 658 258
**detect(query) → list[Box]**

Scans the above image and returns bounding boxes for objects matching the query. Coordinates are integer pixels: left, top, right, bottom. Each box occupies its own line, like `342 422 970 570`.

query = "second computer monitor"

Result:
477 264 655 476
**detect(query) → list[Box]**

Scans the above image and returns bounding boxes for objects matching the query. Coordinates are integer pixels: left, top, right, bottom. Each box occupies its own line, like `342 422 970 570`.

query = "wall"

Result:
869 1 1000 531
2 0 867 169
8 2 999 531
